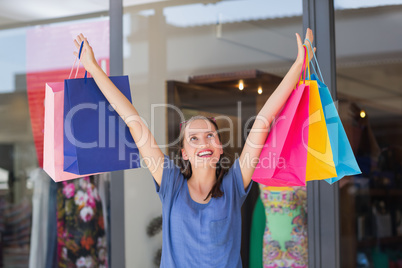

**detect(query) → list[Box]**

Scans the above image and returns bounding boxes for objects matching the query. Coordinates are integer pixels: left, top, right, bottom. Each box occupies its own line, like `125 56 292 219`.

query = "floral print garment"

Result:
57 176 108 268
260 185 308 268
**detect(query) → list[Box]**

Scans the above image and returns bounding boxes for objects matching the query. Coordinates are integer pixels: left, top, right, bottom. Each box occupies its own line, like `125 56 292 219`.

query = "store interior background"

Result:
0 0 401 267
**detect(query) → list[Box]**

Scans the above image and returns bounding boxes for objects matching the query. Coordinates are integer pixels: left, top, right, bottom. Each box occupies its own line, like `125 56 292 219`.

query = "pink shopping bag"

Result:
252 46 310 186
43 82 98 182
252 83 310 186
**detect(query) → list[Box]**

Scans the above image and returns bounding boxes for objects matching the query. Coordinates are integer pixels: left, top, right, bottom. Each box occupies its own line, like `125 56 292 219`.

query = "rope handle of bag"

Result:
68 41 88 81
297 45 308 87
304 38 324 83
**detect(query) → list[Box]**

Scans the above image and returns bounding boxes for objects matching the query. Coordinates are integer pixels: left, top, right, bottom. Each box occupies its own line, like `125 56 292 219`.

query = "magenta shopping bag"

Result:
43 82 98 182
252 46 310 186
252 83 310 186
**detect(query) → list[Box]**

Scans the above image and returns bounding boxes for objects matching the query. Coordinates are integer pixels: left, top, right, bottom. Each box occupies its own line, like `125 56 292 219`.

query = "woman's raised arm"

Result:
74 34 165 185
238 28 316 189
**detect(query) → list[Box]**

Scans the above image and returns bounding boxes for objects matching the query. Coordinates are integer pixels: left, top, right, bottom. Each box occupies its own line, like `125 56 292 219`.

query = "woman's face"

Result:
181 119 223 169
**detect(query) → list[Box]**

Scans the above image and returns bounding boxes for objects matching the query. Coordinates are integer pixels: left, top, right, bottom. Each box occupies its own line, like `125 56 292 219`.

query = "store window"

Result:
335 1 402 267
0 3 110 266
123 1 308 267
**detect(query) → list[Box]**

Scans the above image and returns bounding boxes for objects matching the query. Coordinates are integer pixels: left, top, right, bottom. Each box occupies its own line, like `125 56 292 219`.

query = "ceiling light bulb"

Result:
258 86 262 94
239 80 244 90
360 110 366 118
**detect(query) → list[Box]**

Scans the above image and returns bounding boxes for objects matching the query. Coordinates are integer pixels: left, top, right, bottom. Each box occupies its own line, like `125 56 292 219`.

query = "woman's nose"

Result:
198 139 210 148
198 143 207 148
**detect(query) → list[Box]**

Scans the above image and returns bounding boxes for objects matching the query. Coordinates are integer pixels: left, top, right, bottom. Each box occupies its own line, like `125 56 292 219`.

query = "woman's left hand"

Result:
73 33 99 74
295 28 316 64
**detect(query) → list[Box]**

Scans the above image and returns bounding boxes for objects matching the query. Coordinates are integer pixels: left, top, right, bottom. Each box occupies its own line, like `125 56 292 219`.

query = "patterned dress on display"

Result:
57 176 108 268
260 185 308 268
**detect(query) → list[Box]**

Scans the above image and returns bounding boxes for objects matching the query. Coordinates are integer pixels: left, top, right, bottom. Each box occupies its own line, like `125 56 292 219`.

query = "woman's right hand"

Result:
295 28 316 64
73 33 99 74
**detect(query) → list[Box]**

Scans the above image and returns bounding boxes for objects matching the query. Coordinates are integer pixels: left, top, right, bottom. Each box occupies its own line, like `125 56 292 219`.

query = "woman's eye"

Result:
189 137 197 141
207 133 214 138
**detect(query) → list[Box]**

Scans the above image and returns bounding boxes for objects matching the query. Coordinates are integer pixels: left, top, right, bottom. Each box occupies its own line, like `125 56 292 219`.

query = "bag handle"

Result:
298 45 308 85
68 41 88 80
302 44 311 81
298 45 311 85
304 38 324 83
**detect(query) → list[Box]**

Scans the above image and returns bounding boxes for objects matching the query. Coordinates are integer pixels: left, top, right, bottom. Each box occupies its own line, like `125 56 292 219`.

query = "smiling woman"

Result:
153 116 252 266
73 18 315 264
177 116 228 202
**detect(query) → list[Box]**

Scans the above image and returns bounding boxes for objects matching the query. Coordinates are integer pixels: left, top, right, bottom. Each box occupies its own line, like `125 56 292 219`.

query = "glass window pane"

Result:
123 1 307 267
0 3 110 266
335 1 402 267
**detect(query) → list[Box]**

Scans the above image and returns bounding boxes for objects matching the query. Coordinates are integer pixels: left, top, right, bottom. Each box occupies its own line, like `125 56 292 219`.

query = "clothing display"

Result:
95 173 111 268
1 198 32 267
153 155 253 267
0 193 6 267
57 176 108 268
259 185 308 268
45 179 59 268
28 168 51 268
249 195 265 268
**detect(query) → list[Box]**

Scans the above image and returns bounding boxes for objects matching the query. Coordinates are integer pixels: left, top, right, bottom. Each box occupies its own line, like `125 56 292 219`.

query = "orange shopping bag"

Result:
302 51 337 181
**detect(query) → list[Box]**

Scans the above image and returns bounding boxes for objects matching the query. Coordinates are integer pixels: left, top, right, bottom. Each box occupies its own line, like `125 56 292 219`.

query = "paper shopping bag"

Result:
43 82 98 181
304 79 337 181
311 74 361 183
304 38 360 183
252 46 311 186
252 82 310 186
63 76 141 175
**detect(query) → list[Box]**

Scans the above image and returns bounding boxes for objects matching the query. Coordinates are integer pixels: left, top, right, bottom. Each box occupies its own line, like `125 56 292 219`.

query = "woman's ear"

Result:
181 148 189 160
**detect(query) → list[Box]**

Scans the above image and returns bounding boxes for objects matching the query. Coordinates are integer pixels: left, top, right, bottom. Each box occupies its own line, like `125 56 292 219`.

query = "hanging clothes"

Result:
249 195 266 268
259 185 308 268
0 194 7 267
45 179 58 268
2 198 32 267
29 168 51 268
95 173 111 268
57 176 108 268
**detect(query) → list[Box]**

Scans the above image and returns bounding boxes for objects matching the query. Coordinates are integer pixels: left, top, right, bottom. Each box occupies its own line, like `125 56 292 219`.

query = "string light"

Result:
360 110 366 118
258 86 263 95
238 80 244 90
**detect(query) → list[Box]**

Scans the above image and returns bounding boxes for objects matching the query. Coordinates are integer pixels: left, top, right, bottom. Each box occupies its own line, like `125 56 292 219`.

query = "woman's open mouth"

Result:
197 150 213 157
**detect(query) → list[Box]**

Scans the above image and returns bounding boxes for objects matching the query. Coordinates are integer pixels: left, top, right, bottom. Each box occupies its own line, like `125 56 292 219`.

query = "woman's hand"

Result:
295 28 316 64
73 33 99 74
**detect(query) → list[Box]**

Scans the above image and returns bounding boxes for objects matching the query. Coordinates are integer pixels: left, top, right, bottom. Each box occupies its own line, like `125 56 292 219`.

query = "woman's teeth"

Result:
198 151 212 157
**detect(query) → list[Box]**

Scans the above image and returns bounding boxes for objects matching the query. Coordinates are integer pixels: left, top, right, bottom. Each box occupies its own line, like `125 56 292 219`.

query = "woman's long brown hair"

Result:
177 116 230 201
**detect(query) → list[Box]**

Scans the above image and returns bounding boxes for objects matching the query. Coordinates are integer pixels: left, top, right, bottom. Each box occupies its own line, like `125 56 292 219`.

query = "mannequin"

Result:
259 185 308 268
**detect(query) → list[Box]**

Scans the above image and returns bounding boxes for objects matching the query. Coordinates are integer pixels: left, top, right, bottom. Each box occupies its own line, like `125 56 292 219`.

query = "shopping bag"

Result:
252 47 310 186
304 78 337 181
252 84 309 186
63 75 141 175
292 44 337 182
313 74 361 183
304 38 361 183
27 78 46 168
43 82 98 182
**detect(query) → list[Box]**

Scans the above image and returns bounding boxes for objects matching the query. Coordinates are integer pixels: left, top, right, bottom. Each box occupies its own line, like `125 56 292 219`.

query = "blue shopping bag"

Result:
311 74 361 183
63 76 141 175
